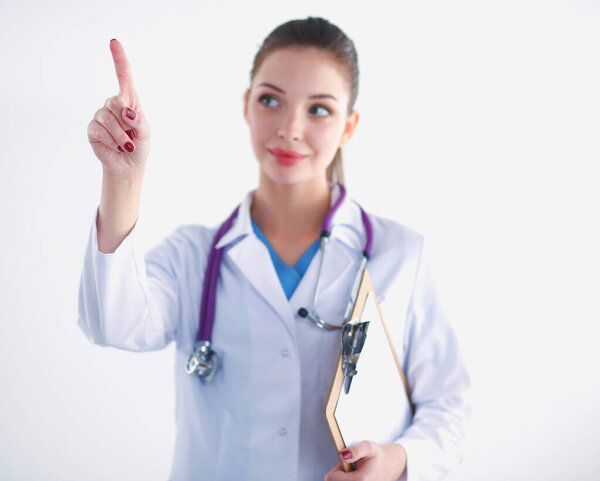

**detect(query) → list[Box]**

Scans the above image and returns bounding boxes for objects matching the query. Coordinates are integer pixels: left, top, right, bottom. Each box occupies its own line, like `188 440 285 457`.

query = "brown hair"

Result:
248 17 359 186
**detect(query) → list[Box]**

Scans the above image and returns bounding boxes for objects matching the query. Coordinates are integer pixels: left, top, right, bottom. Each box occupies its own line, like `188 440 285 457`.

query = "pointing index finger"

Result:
109 39 137 104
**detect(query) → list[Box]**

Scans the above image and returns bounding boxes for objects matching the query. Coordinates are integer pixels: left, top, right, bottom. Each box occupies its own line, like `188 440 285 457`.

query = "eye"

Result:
258 94 279 108
310 104 331 117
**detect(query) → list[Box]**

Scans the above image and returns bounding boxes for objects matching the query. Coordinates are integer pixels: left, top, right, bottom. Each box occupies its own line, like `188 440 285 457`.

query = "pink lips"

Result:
268 148 308 166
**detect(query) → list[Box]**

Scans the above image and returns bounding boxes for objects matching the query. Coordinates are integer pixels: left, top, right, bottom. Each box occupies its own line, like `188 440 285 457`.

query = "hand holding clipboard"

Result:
324 269 414 475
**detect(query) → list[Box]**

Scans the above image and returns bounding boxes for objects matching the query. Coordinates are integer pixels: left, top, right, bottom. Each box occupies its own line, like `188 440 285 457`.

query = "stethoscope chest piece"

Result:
186 340 219 383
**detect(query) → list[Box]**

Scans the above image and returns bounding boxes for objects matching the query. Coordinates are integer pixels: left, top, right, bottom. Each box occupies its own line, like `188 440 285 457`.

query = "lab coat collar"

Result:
214 191 254 249
214 183 365 342
214 183 367 253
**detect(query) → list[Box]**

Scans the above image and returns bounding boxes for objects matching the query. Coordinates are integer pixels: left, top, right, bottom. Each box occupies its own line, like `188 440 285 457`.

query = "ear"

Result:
243 89 250 122
339 110 360 147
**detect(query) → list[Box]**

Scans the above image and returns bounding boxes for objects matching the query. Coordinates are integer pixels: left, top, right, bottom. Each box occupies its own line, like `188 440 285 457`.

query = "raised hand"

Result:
87 39 151 177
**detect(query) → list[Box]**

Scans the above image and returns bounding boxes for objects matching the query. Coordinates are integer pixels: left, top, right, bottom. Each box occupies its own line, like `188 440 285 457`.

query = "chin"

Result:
267 173 308 186
262 165 322 187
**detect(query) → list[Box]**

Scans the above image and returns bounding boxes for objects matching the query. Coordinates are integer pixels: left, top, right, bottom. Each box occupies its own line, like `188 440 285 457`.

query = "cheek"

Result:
248 111 275 142
309 123 343 151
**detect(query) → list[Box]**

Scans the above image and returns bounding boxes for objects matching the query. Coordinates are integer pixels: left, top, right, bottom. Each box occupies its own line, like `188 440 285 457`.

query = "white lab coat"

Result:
78 184 471 481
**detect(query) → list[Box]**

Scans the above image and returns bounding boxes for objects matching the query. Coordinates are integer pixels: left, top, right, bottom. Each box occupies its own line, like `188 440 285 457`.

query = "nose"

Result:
277 108 304 142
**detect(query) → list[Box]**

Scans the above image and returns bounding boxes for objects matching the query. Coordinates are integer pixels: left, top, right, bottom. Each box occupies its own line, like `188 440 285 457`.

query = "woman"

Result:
79 17 471 481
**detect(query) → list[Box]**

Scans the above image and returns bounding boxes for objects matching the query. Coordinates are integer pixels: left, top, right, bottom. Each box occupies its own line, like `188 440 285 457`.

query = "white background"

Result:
1 0 599 479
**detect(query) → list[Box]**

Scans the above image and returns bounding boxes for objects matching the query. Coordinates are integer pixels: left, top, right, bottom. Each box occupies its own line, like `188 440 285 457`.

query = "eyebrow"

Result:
257 82 339 102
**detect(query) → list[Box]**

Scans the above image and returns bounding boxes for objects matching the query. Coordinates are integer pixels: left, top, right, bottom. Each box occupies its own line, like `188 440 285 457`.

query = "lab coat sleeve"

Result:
77 207 181 351
393 240 472 481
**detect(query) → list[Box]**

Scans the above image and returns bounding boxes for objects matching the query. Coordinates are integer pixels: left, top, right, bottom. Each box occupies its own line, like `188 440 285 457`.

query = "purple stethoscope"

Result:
186 184 374 383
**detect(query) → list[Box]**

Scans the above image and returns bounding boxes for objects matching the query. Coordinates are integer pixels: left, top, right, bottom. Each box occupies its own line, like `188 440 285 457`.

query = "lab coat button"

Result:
281 349 289 357
279 427 287 436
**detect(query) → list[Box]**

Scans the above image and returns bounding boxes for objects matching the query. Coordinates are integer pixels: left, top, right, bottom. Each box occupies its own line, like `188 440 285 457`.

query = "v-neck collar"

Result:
250 218 320 270
251 219 321 299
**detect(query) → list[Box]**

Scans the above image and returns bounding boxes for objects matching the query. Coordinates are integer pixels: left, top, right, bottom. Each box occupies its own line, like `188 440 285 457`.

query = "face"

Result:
244 47 359 186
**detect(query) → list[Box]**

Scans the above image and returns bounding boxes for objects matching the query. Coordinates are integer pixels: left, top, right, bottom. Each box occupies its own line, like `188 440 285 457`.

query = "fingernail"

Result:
110 38 116 43
126 129 135 140
126 108 136 120
124 142 134 152
117 145 124 152
341 449 352 460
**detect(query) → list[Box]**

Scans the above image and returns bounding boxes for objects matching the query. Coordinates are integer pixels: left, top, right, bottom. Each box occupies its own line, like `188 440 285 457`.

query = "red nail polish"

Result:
126 129 135 140
124 142 134 152
117 145 124 152
341 449 352 460
126 108 136 120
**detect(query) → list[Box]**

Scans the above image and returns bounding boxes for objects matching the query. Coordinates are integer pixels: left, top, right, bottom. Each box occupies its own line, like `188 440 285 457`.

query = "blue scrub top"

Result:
251 219 320 299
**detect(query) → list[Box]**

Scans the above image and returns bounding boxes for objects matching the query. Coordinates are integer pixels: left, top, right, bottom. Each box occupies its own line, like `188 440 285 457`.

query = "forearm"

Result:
97 170 145 253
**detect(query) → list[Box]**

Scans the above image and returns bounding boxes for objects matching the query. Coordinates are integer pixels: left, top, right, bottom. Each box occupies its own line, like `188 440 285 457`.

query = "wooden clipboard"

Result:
324 269 414 472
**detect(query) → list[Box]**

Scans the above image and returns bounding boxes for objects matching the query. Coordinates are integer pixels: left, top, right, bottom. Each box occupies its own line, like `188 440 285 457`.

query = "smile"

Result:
268 148 308 166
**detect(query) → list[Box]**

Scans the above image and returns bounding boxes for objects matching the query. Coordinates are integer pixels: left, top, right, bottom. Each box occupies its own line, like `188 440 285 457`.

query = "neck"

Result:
251 173 332 239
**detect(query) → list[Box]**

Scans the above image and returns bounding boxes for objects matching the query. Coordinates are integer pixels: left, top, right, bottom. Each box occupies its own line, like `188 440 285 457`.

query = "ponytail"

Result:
326 147 345 186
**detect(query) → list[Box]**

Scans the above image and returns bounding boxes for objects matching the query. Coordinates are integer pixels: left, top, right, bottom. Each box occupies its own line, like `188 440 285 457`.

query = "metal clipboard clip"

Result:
341 319 371 395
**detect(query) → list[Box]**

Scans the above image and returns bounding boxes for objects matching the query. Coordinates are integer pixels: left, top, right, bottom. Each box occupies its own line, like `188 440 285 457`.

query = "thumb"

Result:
340 440 378 463
120 105 150 142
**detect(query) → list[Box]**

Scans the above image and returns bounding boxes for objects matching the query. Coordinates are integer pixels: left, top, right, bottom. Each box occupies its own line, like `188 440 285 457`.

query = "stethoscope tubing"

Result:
197 205 239 342
188 184 374 379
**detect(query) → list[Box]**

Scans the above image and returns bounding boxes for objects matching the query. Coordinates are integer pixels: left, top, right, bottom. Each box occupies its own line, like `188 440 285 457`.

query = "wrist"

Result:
102 165 145 185
384 443 407 479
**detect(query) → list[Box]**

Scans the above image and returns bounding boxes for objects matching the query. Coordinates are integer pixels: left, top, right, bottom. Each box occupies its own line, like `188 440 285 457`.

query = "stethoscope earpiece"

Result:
297 306 339 330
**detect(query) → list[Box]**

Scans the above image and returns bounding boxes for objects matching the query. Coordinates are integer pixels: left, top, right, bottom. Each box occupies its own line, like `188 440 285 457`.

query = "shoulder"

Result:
144 222 219 270
169 223 218 249
143 195 249 270
352 205 426 302
358 206 424 261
